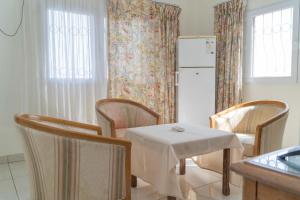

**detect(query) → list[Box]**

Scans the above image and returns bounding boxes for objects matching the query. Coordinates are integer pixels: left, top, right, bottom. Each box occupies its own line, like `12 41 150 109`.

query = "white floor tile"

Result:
160 181 242 200
0 179 18 200
9 162 27 178
180 165 221 189
176 159 223 180
0 164 12 181
14 177 30 200
132 178 164 200
132 186 164 200
194 181 242 200
0 160 242 200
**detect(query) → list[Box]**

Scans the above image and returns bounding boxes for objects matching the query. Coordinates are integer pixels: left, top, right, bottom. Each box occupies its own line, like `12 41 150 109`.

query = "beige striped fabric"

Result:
96 101 158 137
214 104 283 134
194 103 288 187
19 126 126 200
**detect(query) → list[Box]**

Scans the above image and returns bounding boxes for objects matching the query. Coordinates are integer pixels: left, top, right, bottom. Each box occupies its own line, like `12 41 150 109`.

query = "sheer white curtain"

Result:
22 0 107 123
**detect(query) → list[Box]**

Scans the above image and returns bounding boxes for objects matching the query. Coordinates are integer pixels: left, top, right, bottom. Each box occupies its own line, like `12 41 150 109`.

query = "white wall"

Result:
0 0 24 156
156 0 227 35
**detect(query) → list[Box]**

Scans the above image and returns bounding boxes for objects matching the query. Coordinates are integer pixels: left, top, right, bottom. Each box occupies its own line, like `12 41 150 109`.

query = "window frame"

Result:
245 0 300 84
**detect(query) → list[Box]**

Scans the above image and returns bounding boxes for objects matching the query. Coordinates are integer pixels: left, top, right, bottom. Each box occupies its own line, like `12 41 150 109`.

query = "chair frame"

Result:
95 98 161 137
210 100 289 156
15 114 132 200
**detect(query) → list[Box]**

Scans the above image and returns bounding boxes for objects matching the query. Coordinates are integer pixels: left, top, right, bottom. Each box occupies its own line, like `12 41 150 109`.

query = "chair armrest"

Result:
95 109 115 137
21 114 102 135
210 115 218 128
210 115 233 131
210 105 244 130
254 111 289 155
53 118 102 135
210 112 238 132
152 113 161 125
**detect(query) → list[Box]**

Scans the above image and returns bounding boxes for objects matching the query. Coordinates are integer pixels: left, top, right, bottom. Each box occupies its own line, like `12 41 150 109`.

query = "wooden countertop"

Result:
231 152 300 196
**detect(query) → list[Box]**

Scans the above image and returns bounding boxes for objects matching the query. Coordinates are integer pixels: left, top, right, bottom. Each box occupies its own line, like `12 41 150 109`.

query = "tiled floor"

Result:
0 160 242 200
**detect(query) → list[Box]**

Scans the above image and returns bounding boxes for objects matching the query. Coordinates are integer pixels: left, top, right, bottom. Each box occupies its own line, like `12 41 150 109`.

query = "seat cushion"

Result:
236 133 255 157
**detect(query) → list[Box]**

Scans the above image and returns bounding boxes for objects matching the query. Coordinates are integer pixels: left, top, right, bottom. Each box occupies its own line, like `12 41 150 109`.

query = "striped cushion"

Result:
19 127 126 200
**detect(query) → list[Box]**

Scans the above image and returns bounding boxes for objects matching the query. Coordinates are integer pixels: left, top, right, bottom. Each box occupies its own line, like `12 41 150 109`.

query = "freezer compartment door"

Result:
178 38 216 67
177 68 215 126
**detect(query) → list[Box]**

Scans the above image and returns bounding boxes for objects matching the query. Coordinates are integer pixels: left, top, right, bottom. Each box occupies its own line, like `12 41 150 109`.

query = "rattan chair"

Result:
95 98 160 137
193 100 289 185
95 98 161 186
15 114 131 200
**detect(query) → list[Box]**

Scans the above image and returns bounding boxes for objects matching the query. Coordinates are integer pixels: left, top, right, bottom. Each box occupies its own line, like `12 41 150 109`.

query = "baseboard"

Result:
0 156 7 164
0 153 25 164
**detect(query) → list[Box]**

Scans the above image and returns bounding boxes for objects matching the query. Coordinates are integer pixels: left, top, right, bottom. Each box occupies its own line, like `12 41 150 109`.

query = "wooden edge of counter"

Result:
231 161 300 197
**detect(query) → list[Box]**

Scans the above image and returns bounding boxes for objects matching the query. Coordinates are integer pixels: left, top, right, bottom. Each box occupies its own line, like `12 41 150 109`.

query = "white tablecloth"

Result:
125 123 243 198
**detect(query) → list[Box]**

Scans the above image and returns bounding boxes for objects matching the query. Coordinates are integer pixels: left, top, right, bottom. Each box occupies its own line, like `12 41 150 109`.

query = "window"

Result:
246 0 300 82
48 10 94 80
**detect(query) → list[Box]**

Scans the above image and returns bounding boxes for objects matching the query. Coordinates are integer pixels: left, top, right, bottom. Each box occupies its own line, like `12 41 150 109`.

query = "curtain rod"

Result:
154 1 181 9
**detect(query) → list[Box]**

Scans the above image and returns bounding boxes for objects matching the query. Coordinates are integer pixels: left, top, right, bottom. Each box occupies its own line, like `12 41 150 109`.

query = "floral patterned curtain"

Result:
215 0 246 112
108 0 181 123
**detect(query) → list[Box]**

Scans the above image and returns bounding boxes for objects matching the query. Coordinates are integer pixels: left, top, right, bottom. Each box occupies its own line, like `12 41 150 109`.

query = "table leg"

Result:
179 159 186 175
131 175 137 188
223 149 230 196
167 196 176 200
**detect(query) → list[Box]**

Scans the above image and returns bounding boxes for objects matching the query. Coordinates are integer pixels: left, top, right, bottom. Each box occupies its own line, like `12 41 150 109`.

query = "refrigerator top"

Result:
178 37 216 68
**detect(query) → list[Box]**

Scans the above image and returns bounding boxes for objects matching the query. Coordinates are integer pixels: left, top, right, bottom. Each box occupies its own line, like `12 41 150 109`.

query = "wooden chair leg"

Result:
131 175 137 188
222 149 230 196
167 196 176 200
179 159 186 175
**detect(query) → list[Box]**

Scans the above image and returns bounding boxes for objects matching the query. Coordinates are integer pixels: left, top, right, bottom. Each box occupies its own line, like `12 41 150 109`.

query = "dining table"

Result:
124 123 243 199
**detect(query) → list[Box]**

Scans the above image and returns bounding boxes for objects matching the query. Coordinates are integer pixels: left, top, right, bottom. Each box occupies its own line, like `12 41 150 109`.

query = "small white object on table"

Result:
124 123 243 199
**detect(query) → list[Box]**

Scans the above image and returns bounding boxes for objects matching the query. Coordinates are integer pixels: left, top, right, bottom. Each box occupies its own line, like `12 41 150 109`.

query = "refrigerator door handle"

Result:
175 71 179 86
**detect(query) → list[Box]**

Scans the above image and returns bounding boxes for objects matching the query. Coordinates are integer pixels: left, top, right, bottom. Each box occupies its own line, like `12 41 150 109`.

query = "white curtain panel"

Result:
22 0 108 123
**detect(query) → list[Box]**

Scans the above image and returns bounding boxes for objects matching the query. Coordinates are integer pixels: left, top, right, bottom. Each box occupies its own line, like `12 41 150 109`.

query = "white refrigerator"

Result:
177 36 216 126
